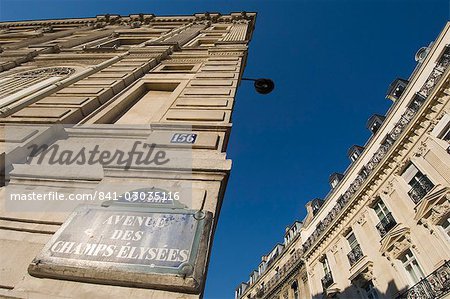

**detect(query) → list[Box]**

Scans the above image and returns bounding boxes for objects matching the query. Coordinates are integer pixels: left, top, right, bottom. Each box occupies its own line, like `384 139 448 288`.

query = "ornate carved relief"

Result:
356 209 368 226
34 60 102 67
414 140 429 157
166 58 206 63
380 226 413 261
330 244 339 254
396 159 410 176
382 179 395 196
349 261 374 288
11 67 75 78
415 186 450 232
209 51 243 56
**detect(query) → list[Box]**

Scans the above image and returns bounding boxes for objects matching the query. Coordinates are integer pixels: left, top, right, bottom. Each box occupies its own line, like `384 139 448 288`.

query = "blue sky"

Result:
1 0 449 298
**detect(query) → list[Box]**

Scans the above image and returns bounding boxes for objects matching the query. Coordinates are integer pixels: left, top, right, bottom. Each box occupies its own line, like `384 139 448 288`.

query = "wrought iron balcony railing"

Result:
396 260 450 299
347 244 364 267
408 175 434 204
322 272 334 290
258 249 304 299
376 212 397 237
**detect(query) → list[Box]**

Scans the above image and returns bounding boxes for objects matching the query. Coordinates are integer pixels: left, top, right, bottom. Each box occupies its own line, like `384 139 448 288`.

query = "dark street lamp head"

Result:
254 78 275 94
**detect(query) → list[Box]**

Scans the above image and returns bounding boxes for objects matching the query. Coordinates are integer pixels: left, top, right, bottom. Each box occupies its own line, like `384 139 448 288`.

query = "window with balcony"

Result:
321 256 334 290
399 249 426 285
373 199 397 237
346 231 364 266
401 163 434 204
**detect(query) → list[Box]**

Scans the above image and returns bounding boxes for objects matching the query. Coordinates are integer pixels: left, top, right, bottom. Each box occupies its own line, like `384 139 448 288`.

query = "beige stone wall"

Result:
0 12 256 299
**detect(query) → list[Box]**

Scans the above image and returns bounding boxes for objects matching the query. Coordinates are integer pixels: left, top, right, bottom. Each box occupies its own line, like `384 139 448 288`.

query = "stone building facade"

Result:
0 12 256 298
236 22 450 299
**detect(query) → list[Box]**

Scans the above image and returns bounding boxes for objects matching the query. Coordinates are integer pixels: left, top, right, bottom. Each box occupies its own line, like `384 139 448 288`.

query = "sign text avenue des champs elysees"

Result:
28 195 213 294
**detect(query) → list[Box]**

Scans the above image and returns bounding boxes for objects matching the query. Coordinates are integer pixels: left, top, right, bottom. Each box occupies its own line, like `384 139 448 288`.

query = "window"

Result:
437 116 450 141
400 249 425 285
442 127 450 141
441 217 450 238
373 199 397 237
401 163 434 203
346 231 363 266
97 38 149 49
322 256 331 275
321 256 334 289
373 199 390 220
161 65 194 72
346 232 358 249
291 281 299 299
363 281 379 299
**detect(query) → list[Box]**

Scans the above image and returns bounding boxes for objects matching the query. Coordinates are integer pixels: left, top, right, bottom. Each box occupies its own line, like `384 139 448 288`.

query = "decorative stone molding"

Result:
166 58 206 63
414 140 429 157
430 110 449 132
356 210 368 226
195 12 221 23
415 185 450 233
396 159 410 176
193 20 211 26
380 226 413 261
330 244 339 254
349 261 374 288
11 67 75 78
35 60 100 67
209 51 244 56
382 179 395 196
419 47 450 98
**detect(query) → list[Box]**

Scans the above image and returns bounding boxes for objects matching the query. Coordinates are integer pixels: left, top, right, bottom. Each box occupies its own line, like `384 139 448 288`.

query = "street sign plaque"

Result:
29 205 212 293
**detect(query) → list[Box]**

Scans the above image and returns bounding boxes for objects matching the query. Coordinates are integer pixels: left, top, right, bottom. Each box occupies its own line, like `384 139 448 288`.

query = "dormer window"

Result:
329 172 344 188
386 78 409 101
348 145 365 162
367 114 386 134
408 93 426 110
311 198 324 215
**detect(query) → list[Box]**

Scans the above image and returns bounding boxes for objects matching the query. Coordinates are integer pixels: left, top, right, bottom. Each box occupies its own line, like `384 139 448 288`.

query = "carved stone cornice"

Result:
194 12 221 23
0 13 253 30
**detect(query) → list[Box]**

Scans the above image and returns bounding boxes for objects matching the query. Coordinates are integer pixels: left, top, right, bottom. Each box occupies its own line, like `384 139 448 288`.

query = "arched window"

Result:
0 67 75 108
